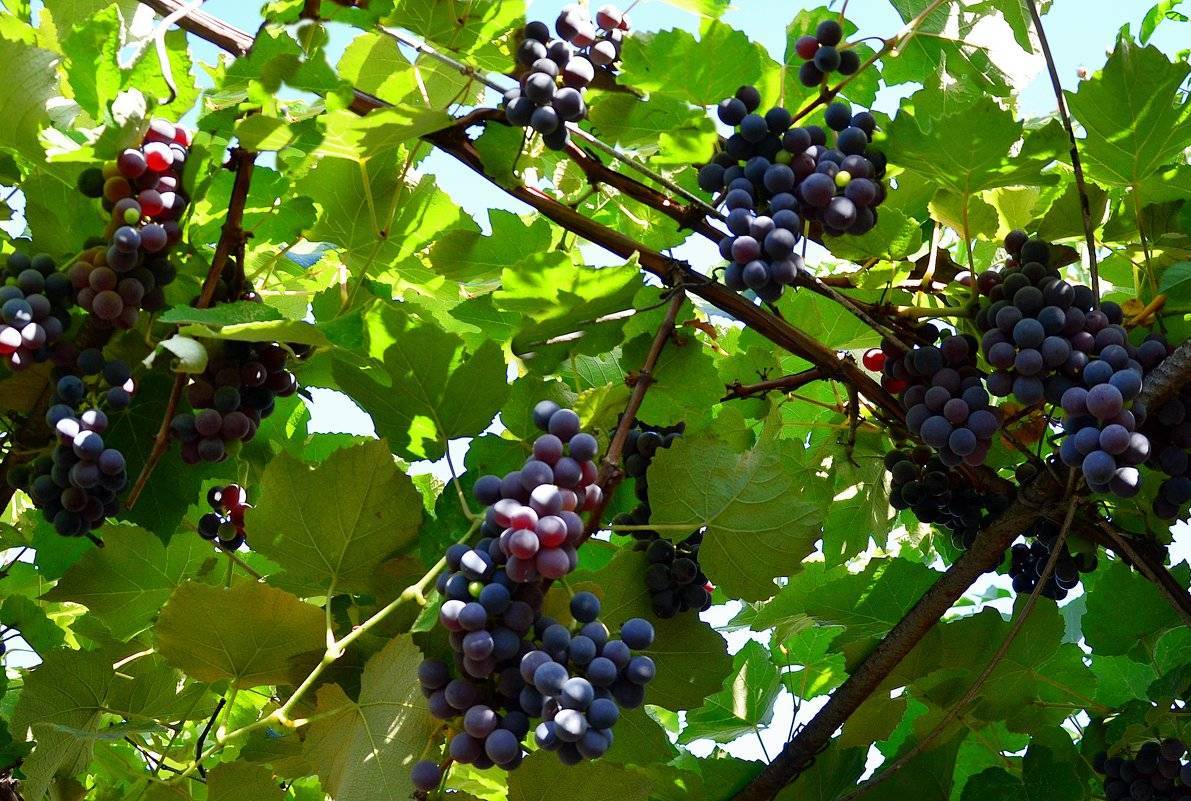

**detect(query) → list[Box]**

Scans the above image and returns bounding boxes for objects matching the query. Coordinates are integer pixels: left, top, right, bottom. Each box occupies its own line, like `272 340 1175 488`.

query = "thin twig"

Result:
194 698 226 779
1024 0 1100 301
722 368 826 401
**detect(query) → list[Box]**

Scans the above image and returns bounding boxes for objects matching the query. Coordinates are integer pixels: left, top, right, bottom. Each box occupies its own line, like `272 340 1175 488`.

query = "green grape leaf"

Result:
648 420 825 601
155 582 324 687
247 440 423 594
43 524 218 640
303 636 438 801
680 640 782 743
507 752 651 801
1066 38 1191 193
208 762 284 801
334 302 509 461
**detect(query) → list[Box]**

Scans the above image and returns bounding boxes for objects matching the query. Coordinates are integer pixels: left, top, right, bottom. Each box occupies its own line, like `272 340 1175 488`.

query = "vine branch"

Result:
125 148 258 508
1024 0 1101 300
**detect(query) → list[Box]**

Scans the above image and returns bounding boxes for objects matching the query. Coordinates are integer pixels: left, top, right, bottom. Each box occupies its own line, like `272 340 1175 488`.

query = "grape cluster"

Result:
410 403 651 784
419 586 653 777
613 421 712 617
793 19 861 87
877 331 1001 467
21 363 133 536
470 400 604 582
197 484 249 551
72 119 190 328
1094 738 1191 801
976 231 1124 406
1 254 73 371
699 87 887 299
504 5 629 151
1007 518 1096 600
1136 342 1191 521
1058 350 1149 499
885 447 1011 549
169 341 299 464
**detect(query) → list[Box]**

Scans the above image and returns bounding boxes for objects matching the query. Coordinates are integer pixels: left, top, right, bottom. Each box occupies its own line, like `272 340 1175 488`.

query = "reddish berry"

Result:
882 375 908 394
862 348 886 372
795 35 819 60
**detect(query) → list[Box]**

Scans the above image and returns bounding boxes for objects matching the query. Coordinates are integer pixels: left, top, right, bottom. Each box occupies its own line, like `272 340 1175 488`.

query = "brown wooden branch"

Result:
579 289 686 547
722 368 826 401
125 149 258 509
1024 0 1101 300
729 467 1066 801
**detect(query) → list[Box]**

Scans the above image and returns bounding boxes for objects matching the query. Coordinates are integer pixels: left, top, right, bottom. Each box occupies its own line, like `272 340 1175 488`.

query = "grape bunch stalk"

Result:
169 341 302 464
699 86 887 300
198 484 250 551
72 119 191 329
504 5 630 151
0 253 73 371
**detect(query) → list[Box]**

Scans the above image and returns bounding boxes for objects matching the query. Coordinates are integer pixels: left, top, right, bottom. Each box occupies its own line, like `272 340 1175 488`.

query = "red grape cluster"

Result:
699 85 887 299
1 253 73 371
885 447 1012 549
169 341 299 464
975 231 1124 406
72 119 190 329
198 484 249 551
503 5 629 151
470 401 603 582
793 19 861 86
1094 738 1191 801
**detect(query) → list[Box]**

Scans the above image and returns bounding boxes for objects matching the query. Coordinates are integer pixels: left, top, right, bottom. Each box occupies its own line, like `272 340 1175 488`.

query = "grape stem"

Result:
125 148 258 509
1023 0 1102 302
721 367 826 401
835 476 1085 801
889 305 973 319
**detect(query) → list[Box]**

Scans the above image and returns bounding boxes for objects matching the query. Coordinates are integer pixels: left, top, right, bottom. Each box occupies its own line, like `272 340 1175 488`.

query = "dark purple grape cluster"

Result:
411 404 648 781
1094 738 1191 801
169 341 300 464
197 483 249 551
419 584 655 775
976 231 1124 406
885 447 1012 549
882 331 1001 467
1007 518 1096 600
1136 340 1191 521
793 19 861 86
0 253 73 371
1058 349 1149 498
612 421 711 617
19 364 134 535
641 530 712 618
718 191 807 302
503 5 629 151
72 119 190 329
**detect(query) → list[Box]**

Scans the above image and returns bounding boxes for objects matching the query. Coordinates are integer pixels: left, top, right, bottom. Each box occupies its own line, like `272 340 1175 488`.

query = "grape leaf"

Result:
303 636 438 801
247 440 423 594
648 420 825 601
155 582 324 687
507 752 651 801
680 640 781 743
208 762 284 801
333 303 509 461
43 523 218 640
